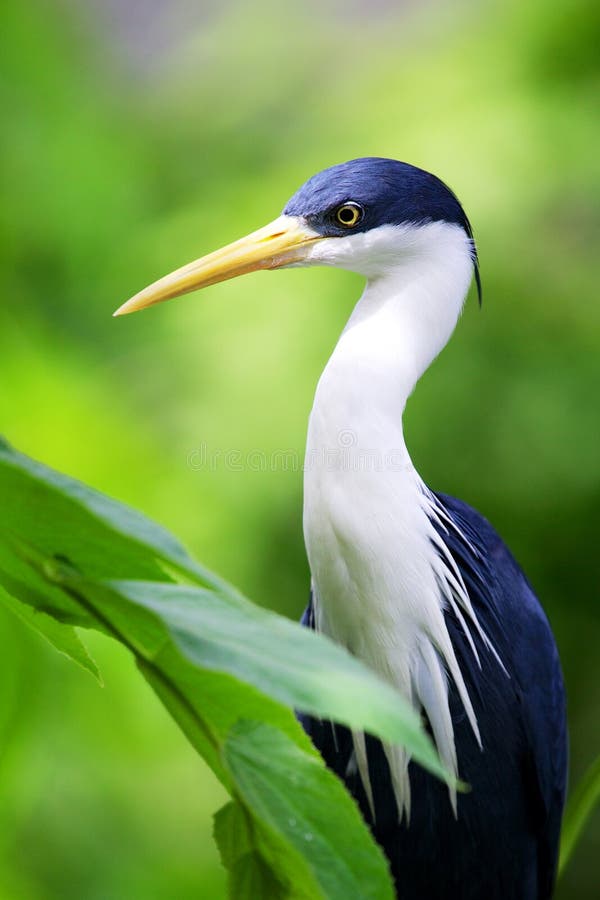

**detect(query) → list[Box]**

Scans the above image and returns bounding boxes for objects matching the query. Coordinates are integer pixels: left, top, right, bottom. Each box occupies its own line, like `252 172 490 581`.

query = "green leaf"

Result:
20 553 397 899
104 579 448 784
0 582 100 680
0 438 240 598
224 720 395 900
214 801 323 900
227 852 286 899
214 802 290 900
214 802 253 870
0 440 447 785
8 566 313 787
248 817 320 900
559 754 600 876
0 440 455 898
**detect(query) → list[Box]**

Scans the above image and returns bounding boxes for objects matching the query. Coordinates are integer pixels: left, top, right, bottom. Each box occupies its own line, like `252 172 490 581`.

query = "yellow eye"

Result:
335 202 363 228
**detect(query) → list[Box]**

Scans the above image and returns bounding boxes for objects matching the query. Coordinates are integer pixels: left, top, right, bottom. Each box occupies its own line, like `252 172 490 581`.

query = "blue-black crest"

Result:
283 157 481 303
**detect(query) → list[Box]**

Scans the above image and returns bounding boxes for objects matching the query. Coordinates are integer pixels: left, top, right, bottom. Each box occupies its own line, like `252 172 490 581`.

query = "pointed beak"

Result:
114 215 320 316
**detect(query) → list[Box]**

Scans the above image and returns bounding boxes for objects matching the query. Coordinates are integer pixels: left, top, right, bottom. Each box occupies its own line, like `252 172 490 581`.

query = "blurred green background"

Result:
1 0 598 896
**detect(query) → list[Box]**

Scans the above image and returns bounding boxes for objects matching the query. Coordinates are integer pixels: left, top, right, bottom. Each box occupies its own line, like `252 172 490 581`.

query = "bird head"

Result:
114 157 480 317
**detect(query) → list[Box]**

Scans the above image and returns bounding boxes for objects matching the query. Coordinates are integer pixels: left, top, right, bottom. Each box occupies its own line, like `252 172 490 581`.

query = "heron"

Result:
115 158 567 899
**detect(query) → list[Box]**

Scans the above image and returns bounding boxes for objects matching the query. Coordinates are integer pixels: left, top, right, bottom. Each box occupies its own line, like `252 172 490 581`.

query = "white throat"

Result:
303 222 487 820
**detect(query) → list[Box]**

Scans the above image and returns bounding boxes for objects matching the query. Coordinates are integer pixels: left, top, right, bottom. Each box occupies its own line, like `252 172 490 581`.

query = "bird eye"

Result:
335 202 363 228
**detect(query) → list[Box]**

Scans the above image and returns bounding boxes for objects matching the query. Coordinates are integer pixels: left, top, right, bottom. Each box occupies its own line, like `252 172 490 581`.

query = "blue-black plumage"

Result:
300 494 567 898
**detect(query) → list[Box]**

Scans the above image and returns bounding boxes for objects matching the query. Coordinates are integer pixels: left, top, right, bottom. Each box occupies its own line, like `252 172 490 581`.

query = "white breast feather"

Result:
302 222 502 822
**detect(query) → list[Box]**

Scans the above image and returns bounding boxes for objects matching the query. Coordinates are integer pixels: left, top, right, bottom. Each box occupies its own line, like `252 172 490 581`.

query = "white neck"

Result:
323 221 473 411
303 222 485 820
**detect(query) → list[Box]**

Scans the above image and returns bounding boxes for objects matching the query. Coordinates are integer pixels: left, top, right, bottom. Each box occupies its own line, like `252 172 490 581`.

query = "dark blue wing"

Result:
299 494 567 900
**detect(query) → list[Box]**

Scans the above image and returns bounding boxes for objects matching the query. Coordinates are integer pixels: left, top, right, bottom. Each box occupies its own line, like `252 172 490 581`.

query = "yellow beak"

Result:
113 215 320 316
